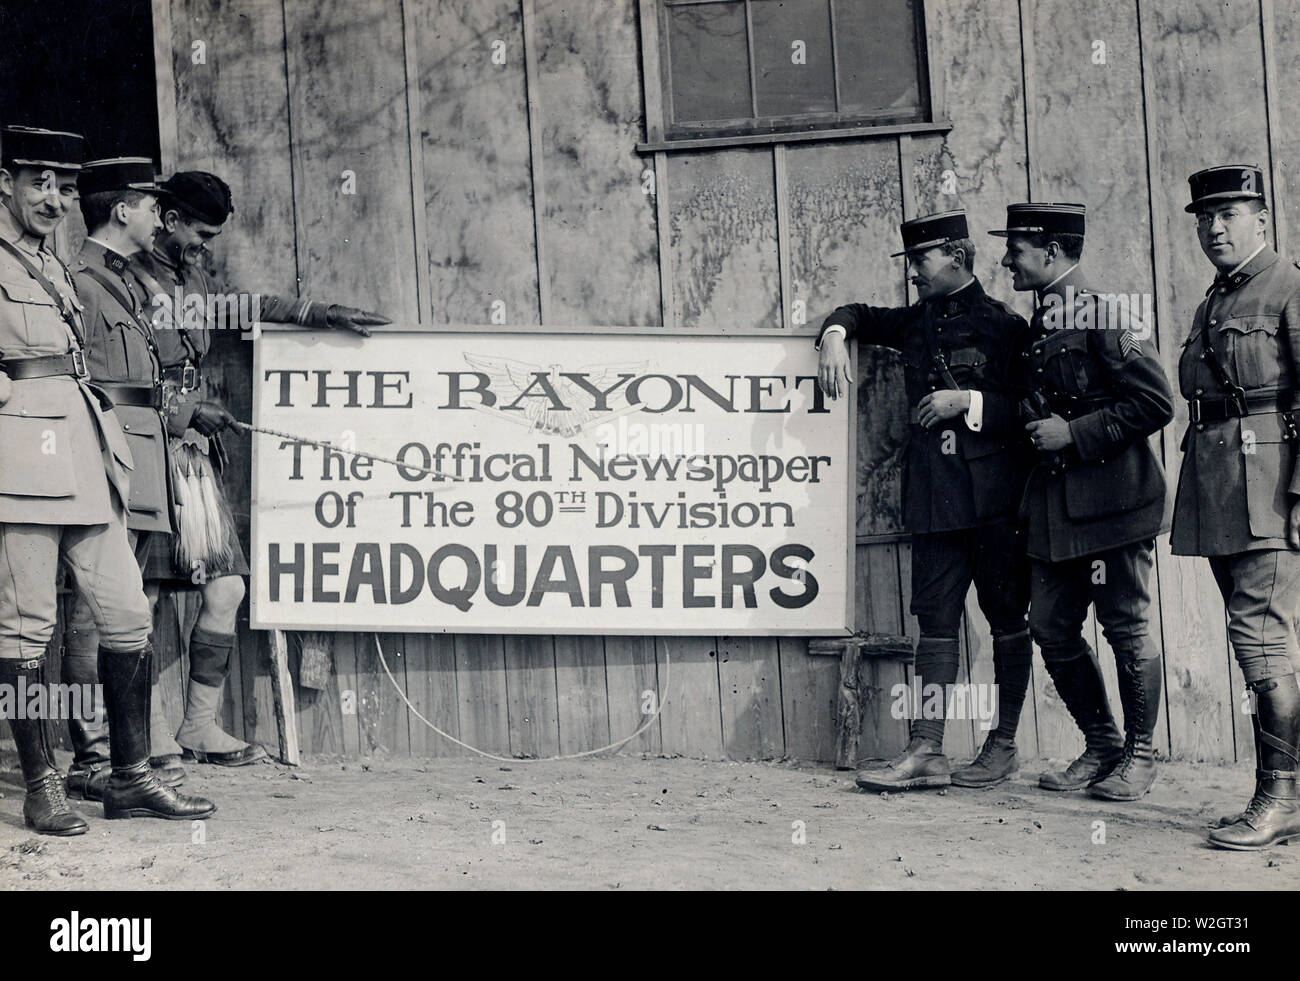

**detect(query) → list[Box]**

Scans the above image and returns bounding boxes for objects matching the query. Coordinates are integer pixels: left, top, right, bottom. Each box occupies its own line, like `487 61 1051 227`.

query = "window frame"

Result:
637 0 949 152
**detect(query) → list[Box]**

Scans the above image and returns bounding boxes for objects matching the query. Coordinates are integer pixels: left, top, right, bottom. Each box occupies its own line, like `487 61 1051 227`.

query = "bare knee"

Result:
200 575 246 622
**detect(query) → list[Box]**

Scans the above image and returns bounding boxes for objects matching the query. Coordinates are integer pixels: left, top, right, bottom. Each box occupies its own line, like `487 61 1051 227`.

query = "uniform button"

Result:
19 409 28 416
1195 388 1204 396
1196 423 1205 431
123 424 130 431
1209 319 1217 326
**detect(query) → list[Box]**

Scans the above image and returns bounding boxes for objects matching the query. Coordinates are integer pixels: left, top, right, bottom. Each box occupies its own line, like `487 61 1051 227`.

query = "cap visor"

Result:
9 158 82 171
889 236 952 258
1184 191 1265 213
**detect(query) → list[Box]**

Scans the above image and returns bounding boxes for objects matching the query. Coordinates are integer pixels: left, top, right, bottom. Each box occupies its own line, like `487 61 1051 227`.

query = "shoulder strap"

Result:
0 237 84 347
81 264 142 324
131 259 201 365
1199 318 1249 411
1198 291 1244 395
80 264 163 374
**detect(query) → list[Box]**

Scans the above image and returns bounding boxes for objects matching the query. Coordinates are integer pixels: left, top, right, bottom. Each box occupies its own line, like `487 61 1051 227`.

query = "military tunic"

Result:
72 239 172 535
818 278 1033 533
1171 247 1300 556
130 247 332 439
0 207 151 658
1019 268 1174 563
127 248 335 582
1018 266 1173 663
0 217 132 524
818 277 1034 636
1170 246 1300 683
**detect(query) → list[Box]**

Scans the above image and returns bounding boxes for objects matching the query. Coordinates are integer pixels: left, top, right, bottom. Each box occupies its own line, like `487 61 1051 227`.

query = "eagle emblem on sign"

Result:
461 353 651 437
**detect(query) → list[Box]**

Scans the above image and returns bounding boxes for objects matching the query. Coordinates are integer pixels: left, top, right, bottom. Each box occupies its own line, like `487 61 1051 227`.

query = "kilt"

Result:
143 435 250 586
142 523 249 585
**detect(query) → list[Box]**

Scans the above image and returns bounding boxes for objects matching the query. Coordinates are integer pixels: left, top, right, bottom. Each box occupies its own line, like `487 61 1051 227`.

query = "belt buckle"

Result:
70 349 88 379
181 364 198 392
1188 398 1201 424
1229 385 1249 416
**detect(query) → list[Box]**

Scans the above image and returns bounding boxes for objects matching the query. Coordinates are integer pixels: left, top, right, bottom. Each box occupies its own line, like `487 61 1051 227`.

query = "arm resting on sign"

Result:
243 293 391 337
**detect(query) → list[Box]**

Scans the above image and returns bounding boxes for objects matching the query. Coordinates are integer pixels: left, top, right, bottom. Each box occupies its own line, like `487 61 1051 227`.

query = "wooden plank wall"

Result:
126 0 1297 766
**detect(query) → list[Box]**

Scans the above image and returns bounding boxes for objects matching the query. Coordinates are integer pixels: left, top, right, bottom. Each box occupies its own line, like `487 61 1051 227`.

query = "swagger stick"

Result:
230 420 467 482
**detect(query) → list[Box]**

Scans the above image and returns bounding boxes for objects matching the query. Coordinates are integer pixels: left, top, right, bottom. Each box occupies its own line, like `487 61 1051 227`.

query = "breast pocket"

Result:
1044 333 1092 394
1222 315 1283 390
947 347 989 387
0 277 61 347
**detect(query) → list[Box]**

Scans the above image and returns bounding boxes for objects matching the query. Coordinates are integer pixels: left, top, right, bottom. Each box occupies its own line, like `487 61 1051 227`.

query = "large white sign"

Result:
250 328 854 635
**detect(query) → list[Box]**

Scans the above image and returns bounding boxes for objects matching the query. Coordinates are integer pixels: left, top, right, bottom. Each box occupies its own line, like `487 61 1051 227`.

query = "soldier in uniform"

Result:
0 126 213 834
817 210 1036 791
59 157 185 801
1172 165 1300 850
123 171 387 769
991 202 1174 801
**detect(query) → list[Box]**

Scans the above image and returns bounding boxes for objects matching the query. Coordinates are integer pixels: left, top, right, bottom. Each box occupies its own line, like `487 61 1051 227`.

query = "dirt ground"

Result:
0 751 1294 890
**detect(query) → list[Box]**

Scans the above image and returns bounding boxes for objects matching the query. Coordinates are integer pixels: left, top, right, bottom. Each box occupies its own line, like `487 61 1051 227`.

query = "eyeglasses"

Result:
1196 210 1244 229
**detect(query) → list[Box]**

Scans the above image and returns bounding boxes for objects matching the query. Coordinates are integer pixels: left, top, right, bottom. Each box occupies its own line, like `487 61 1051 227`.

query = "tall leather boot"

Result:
0 658 88 836
855 636 956 791
952 629 1033 788
1039 646 1125 791
98 645 216 821
61 643 112 802
1089 656 1162 801
1208 674 1300 850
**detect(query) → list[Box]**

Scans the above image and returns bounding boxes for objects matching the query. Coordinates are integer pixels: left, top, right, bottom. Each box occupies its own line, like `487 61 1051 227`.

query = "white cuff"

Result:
964 390 984 431
816 324 847 351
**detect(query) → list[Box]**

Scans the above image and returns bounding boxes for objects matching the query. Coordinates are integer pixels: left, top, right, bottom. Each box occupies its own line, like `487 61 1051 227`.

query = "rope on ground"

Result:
372 633 670 762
